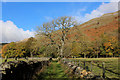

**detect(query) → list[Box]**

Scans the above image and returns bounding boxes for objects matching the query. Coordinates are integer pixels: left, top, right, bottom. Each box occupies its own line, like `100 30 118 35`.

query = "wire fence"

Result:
62 58 119 79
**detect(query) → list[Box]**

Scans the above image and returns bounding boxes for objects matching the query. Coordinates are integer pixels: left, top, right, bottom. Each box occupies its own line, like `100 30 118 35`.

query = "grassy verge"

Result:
35 60 68 80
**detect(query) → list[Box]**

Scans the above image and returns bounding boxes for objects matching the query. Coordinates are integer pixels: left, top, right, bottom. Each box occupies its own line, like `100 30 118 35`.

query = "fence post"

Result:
75 60 76 65
84 61 86 69
102 62 105 79
78 60 80 66
91 61 92 72
72 61 74 64
75 59 77 65
74 60 75 65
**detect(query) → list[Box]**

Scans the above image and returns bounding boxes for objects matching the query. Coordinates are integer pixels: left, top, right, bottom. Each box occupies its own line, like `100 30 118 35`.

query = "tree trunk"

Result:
57 46 60 56
60 31 66 57
60 41 64 57
15 57 18 60
84 54 86 58
106 54 108 58
31 51 33 60
97 53 98 58
112 53 114 57
113 53 115 57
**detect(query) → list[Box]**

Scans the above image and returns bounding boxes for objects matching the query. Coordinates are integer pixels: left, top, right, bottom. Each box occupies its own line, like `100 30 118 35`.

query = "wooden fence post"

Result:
91 61 92 72
75 60 76 65
72 61 74 64
102 62 105 79
75 60 77 65
84 61 86 69
78 60 80 66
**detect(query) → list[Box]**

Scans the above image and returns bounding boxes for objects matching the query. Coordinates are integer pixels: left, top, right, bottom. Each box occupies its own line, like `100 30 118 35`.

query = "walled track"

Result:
35 60 68 80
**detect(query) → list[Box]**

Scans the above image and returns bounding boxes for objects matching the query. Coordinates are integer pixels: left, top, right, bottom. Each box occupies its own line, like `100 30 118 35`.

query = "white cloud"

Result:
84 2 118 21
74 2 119 24
110 0 120 2
0 20 34 43
98 2 118 13
44 16 53 21
85 10 103 20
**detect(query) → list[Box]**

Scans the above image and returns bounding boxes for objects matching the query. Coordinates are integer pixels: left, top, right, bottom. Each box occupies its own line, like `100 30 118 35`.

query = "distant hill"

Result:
16 38 29 43
68 11 119 41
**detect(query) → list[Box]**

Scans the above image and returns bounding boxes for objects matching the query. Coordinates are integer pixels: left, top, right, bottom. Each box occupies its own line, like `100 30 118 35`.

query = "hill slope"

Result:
0 43 8 54
69 11 119 41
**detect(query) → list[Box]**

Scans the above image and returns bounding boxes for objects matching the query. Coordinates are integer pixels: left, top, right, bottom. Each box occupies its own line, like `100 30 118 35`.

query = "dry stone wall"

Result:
61 58 103 80
0 60 50 80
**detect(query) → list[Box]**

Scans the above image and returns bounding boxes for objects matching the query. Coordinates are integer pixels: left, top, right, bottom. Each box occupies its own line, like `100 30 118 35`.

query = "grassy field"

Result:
68 58 119 79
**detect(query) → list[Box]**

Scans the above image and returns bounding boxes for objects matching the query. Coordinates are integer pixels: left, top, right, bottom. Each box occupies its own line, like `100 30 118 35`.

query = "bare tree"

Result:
37 16 77 57
53 16 76 57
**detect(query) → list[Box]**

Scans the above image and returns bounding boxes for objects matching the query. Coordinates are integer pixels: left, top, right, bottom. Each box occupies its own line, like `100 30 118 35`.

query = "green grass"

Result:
0 58 3 64
68 58 119 79
35 60 68 80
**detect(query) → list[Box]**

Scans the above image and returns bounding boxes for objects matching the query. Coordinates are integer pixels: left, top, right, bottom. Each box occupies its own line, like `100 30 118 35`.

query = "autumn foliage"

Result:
1 12 120 58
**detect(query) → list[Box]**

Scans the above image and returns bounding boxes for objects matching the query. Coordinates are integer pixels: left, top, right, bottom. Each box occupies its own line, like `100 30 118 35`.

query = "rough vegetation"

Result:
0 43 8 57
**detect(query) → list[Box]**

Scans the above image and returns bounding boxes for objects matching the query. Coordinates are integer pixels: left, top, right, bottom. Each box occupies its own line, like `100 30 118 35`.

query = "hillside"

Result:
0 43 8 54
16 38 29 43
0 43 8 49
69 11 119 41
